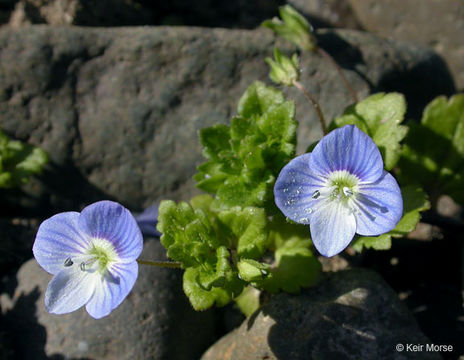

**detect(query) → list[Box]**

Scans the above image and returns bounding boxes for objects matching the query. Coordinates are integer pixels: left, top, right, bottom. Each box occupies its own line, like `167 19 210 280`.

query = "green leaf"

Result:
235 286 261 317
351 233 392 252
263 238 322 293
158 196 273 310
352 185 430 252
183 267 232 311
237 259 271 283
333 92 408 170
157 199 219 267
398 94 464 204
261 215 322 293
265 48 300 86
195 81 297 209
237 81 285 119
218 206 269 259
0 130 48 188
261 5 317 52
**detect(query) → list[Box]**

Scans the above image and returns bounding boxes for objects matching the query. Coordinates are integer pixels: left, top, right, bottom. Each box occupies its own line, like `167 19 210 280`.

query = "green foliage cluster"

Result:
0 130 48 188
158 82 322 311
156 3 464 314
194 81 297 209
398 94 464 205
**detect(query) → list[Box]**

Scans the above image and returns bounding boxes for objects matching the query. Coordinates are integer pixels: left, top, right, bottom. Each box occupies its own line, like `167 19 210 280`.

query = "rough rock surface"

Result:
288 0 361 29
202 269 440 360
0 240 216 360
0 26 454 214
348 0 464 90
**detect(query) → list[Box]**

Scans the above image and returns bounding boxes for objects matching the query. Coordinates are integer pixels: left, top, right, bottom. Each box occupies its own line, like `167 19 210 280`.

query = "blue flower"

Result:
32 201 143 319
134 203 161 238
274 125 403 257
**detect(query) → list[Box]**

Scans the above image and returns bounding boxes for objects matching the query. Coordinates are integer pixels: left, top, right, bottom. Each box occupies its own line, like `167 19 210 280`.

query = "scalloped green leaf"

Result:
195 81 297 209
0 130 48 188
183 267 232 311
157 199 219 267
157 195 271 310
352 185 430 252
398 94 464 204
235 286 261 317
261 215 322 293
237 259 271 283
218 206 269 259
237 81 285 118
333 92 408 170
262 238 321 294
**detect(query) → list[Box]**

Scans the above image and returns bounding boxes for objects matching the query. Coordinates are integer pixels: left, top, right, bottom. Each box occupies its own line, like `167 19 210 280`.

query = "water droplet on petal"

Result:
64 258 73 267
80 262 87 271
312 190 320 199
306 208 313 214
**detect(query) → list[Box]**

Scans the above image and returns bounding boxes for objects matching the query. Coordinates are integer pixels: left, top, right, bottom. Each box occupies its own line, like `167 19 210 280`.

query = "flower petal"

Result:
310 200 356 257
85 261 138 319
134 203 161 238
78 201 143 262
45 266 97 315
353 171 403 236
274 153 325 224
33 212 90 275
310 125 383 183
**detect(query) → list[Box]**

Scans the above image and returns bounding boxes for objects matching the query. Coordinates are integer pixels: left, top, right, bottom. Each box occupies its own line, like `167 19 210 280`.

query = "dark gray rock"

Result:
288 0 362 29
202 269 440 360
0 26 454 214
348 0 464 90
0 240 216 360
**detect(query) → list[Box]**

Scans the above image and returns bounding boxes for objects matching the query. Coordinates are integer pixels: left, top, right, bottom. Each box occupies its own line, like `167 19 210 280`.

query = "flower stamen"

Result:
64 258 73 267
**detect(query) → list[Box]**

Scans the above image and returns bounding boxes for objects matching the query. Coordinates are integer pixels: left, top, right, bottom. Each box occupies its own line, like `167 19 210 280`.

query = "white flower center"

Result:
64 238 119 274
311 170 360 207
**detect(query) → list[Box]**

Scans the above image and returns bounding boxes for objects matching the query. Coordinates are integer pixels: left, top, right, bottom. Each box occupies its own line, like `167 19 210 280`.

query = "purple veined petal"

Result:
310 200 356 257
78 201 143 262
45 265 97 315
274 153 326 224
85 261 138 319
134 203 161 238
309 125 384 183
33 212 91 275
353 171 403 236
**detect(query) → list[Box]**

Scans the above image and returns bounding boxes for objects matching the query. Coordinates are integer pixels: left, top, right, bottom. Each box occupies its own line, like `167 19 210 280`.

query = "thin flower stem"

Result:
293 80 328 135
317 47 358 103
137 259 182 269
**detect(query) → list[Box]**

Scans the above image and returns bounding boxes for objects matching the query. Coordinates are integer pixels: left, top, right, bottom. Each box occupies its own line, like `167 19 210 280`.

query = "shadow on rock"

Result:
317 30 456 121
0 161 117 218
1 288 48 360
202 269 439 360
374 53 456 121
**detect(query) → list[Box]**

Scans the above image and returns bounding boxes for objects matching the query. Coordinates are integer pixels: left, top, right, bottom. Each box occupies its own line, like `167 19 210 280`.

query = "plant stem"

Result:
137 259 182 268
293 80 328 135
317 47 358 103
